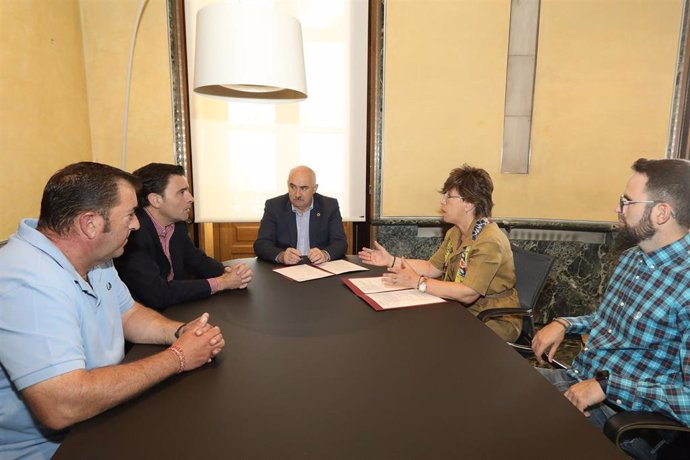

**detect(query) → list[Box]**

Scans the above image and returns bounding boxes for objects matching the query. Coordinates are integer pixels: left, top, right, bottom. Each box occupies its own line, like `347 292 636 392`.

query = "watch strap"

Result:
417 276 427 292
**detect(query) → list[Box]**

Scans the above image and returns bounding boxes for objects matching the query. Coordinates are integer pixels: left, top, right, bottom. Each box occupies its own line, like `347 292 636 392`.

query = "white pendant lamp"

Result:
193 2 307 102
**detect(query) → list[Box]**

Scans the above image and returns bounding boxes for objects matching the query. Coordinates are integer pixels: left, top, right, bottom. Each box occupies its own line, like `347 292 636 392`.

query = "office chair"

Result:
476 244 555 357
545 357 690 458
602 410 690 459
477 248 690 459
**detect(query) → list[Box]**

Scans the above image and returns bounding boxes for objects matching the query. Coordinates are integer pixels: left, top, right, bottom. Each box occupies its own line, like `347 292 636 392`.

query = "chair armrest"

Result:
476 307 531 322
603 411 690 446
476 307 569 370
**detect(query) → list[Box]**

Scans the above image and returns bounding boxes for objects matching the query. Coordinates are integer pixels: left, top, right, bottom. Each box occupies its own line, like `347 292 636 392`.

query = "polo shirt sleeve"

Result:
0 285 85 391
461 240 502 296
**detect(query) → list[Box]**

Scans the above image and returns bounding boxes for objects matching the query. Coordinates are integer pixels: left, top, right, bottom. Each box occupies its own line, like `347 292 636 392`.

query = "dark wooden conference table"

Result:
55 256 622 459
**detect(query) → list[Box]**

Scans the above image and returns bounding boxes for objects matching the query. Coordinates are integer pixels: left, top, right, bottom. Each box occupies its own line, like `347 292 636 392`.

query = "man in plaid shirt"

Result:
532 158 690 455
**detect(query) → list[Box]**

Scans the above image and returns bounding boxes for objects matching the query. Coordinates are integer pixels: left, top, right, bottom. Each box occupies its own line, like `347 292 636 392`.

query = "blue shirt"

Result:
0 219 134 459
292 201 313 256
564 232 690 425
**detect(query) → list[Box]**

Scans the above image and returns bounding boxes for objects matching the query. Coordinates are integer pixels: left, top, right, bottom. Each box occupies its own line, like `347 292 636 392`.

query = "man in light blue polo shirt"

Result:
0 162 226 459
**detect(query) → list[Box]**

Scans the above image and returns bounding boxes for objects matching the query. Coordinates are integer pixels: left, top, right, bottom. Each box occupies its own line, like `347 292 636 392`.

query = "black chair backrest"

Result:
511 245 555 312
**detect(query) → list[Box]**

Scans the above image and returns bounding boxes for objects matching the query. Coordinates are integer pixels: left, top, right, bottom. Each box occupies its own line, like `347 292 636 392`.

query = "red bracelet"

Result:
168 345 186 373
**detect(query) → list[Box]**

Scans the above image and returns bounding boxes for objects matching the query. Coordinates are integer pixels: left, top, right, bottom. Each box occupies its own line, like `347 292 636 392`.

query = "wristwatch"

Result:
594 370 609 394
417 276 428 293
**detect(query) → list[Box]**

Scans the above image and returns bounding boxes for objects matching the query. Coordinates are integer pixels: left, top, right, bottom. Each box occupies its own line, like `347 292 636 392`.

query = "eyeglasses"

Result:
618 195 660 211
618 195 678 218
441 192 463 203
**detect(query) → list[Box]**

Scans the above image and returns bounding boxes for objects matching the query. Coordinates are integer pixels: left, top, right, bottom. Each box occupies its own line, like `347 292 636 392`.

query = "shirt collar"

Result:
636 232 690 269
459 218 491 247
291 200 314 216
144 208 174 237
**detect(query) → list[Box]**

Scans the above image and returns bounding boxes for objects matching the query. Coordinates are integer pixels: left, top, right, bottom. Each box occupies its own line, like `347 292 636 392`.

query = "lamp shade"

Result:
193 2 307 102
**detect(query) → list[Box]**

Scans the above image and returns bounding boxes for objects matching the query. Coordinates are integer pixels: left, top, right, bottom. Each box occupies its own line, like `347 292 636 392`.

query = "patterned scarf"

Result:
443 218 491 282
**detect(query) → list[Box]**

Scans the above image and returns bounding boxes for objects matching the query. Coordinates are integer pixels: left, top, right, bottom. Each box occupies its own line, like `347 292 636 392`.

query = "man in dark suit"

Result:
254 166 347 264
115 163 252 310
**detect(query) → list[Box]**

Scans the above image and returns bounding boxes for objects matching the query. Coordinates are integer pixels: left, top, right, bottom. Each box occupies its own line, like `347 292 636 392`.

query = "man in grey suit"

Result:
254 166 347 265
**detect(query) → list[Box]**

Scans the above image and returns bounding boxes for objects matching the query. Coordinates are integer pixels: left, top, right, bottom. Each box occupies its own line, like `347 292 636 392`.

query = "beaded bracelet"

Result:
168 345 186 373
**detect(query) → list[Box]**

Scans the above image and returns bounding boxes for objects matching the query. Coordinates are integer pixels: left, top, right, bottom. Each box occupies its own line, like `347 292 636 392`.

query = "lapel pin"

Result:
317 212 321 217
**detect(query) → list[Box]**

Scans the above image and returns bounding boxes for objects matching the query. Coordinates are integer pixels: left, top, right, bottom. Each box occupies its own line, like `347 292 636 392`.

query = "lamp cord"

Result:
121 0 150 170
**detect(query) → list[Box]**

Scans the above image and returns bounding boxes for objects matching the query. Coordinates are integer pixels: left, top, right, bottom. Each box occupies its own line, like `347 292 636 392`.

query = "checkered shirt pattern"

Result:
564 232 690 425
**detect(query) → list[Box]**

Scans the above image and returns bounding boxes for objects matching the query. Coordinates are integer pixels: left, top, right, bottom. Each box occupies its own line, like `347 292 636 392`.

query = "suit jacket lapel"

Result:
284 196 298 246
309 194 321 238
138 209 171 274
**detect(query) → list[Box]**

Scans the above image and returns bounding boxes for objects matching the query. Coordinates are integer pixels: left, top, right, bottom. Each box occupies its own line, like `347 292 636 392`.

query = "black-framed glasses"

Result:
618 195 660 211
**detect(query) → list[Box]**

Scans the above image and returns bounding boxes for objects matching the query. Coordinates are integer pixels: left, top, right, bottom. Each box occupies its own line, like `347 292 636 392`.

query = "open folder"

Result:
274 259 368 282
342 276 447 311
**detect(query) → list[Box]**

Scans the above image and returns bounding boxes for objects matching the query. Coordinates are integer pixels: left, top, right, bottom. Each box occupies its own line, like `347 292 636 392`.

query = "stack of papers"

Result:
342 277 447 311
274 259 368 282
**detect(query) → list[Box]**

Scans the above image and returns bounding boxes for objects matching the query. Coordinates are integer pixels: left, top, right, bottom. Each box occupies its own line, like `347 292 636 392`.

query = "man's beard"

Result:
618 204 656 246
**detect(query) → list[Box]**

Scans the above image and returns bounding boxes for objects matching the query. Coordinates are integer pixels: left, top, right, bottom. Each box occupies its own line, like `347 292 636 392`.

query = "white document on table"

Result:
317 259 369 275
345 276 405 294
274 264 333 282
367 289 446 309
